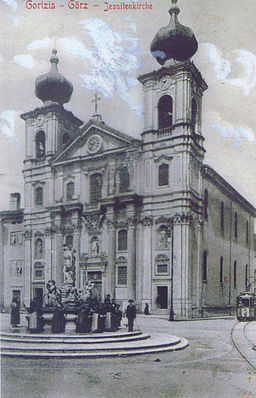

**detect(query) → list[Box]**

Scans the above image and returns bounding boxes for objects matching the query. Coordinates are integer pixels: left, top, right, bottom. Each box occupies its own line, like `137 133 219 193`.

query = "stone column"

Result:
106 220 116 297
24 229 32 307
127 218 136 300
141 217 153 310
73 227 81 289
44 228 52 284
196 218 204 317
54 227 63 288
172 213 193 318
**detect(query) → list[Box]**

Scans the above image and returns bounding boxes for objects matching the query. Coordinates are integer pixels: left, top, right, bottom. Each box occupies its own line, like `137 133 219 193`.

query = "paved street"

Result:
1 314 256 398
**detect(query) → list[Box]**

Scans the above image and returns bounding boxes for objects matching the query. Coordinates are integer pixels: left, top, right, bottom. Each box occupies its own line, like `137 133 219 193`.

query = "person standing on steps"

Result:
10 297 20 328
125 299 136 332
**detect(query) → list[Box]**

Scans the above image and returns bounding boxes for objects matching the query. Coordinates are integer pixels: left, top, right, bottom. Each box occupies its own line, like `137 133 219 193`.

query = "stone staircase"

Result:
1 330 188 358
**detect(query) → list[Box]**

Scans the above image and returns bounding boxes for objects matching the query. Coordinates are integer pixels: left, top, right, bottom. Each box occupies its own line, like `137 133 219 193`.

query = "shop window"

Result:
35 131 45 158
158 163 169 186
158 95 173 129
118 230 127 251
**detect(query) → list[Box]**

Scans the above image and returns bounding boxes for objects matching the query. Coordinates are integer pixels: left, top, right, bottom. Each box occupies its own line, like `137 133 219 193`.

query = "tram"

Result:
236 291 256 321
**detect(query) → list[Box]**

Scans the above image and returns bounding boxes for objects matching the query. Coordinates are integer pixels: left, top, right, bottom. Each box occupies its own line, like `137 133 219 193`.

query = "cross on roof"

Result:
91 93 101 114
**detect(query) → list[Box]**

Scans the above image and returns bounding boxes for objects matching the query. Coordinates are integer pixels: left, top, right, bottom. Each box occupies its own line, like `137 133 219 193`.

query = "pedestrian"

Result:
10 297 20 328
144 303 150 315
26 297 44 333
126 299 136 332
51 300 66 333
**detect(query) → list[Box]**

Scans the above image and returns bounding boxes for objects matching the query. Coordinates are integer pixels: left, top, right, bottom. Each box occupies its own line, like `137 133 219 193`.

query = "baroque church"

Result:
0 1 255 318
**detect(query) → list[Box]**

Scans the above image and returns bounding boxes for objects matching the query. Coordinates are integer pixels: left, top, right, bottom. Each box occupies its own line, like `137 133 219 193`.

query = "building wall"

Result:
202 176 255 313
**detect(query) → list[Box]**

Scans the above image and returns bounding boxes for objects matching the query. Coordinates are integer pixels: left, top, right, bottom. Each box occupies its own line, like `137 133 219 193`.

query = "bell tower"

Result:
21 49 82 163
139 0 208 318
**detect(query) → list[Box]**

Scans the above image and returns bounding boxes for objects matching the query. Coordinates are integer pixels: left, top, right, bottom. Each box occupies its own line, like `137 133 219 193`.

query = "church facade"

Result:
0 2 255 318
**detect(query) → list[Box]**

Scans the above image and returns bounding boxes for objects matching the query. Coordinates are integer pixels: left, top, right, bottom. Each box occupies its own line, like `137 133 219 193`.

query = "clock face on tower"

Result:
87 134 102 154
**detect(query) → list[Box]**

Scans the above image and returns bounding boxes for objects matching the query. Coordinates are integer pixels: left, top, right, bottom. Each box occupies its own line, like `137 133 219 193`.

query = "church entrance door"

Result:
156 286 168 309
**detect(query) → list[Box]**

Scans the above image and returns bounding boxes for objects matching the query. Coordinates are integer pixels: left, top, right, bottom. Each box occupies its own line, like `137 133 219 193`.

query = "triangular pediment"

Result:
52 118 140 165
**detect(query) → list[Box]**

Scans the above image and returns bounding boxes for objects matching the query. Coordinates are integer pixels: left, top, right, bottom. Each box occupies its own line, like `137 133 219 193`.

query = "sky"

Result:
0 0 255 210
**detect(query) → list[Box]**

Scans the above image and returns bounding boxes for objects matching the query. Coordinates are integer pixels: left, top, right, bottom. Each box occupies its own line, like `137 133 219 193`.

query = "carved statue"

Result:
63 245 76 285
43 280 61 307
91 236 99 255
159 227 168 249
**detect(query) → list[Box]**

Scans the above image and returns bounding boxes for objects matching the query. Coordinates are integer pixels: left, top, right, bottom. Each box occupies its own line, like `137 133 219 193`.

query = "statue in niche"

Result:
158 226 169 249
91 236 100 255
63 244 76 284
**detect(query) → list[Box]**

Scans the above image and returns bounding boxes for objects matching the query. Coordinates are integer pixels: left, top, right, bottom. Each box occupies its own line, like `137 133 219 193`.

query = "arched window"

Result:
118 230 127 251
234 261 237 288
66 182 75 201
203 189 208 219
35 187 43 206
220 256 223 284
119 166 130 193
35 131 45 158
65 235 73 249
158 95 173 129
62 133 70 146
220 201 224 232
191 98 198 134
116 257 127 286
90 173 102 203
155 254 169 274
203 250 207 282
35 238 43 259
158 163 169 186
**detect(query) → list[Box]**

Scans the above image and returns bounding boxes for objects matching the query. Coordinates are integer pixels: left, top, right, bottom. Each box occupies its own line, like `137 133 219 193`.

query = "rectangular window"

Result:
157 264 168 274
203 250 207 282
35 269 43 278
220 202 224 232
234 261 237 288
246 220 249 244
234 212 238 239
117 266 127 285
10 260 23 276
220 257 223 284
10 232 18 246
158 164 169 186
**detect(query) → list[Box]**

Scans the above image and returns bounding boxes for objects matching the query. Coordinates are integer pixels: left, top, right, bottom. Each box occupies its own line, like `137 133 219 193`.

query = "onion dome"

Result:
35 49 73 105
150 0 198 65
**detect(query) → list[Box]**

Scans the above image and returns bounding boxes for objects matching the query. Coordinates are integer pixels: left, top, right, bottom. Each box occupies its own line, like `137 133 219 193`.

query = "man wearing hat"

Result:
126 299 136 332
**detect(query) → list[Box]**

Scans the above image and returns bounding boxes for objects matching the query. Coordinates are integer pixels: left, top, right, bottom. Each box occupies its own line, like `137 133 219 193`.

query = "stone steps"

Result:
0 330 188 358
